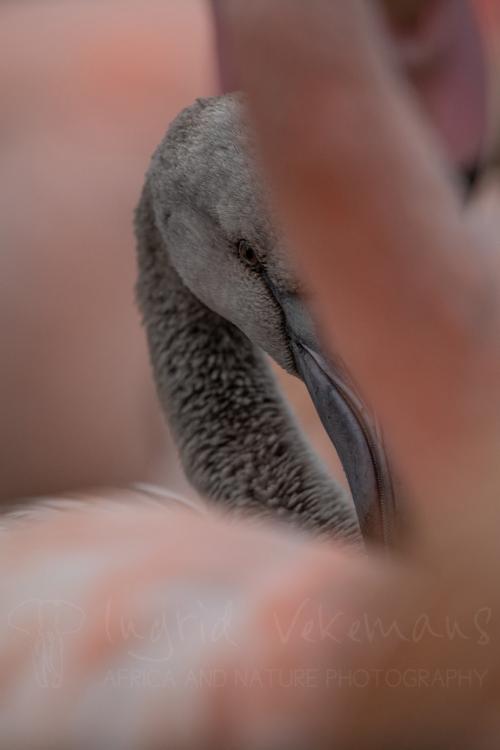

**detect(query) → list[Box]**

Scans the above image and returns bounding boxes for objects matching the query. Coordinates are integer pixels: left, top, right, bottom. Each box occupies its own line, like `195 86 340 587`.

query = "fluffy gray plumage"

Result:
135 94 360 541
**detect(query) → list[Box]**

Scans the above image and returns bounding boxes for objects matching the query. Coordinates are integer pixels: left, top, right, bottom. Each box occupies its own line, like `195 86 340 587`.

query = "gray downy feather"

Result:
135 96 361 542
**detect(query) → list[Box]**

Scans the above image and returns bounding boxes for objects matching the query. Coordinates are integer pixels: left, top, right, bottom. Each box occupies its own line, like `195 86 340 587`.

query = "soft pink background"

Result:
0 1 216 500
0 0 346 503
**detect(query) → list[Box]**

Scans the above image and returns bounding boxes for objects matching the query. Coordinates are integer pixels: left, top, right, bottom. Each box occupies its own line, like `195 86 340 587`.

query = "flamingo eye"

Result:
237 239 260 269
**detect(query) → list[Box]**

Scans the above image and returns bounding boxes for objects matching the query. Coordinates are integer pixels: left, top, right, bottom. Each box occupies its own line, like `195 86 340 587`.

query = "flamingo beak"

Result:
271 287 395 545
